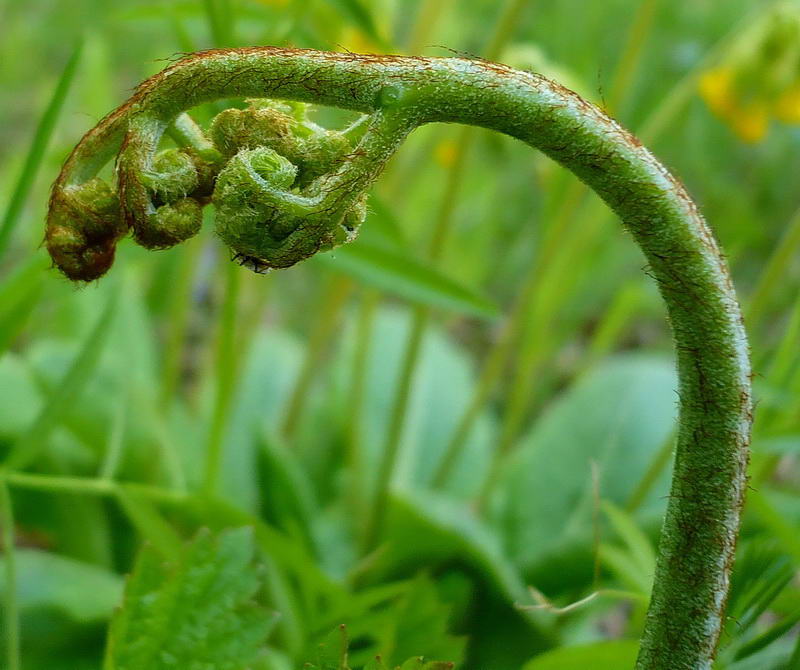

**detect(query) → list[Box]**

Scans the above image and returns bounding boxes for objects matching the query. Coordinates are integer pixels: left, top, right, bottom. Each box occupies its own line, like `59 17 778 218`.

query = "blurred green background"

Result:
1 0 800 668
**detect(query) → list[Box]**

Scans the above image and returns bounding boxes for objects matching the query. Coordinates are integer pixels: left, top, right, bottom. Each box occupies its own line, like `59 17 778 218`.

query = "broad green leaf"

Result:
752 435 800 455
0 353 42 441
104 527 275 670
370 491 551 668
0 549 121 622
384 491 532 610
522 640 639 669
214 329 304 511
491 355 677 576
314 242 499 319
335 308 494 500
306 624 349 669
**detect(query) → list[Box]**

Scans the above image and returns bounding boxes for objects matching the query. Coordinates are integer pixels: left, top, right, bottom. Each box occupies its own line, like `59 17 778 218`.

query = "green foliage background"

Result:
1 0 799 668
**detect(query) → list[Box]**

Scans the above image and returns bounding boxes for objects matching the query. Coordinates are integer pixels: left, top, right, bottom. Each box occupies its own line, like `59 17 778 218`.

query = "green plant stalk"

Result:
345 288 379 520
0 478 20 670
363 134 469 550
203 262 242 495
492 0 661 469
0 39 82 258
746 203 800 325
371 0 531 541
46 48 752 669
607 0 662 113
281 275 353 440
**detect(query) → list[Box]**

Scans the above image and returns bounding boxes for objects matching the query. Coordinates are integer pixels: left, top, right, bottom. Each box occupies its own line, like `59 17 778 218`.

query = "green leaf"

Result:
6 290 117 470
0 256 47 355
337 308 494 499
373 574 465 666
384 491 532 611
321 574 465 669
104 527 275 670
491 355 677 576
598 501 655 595
314 242 499 319
213 329 304 511
733 605 800 661
306 624 349 669
0 549 122 623
522 641 639 669
114 487 183 560
753 435 800 455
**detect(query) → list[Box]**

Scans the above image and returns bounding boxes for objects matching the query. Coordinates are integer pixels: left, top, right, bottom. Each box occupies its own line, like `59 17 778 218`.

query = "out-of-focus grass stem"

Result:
362 0 534 550
0 40 82 259
0 479 19 670
282 277 353 440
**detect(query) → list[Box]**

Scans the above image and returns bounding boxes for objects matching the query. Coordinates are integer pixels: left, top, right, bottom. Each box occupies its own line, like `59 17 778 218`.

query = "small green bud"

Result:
139 149 199 204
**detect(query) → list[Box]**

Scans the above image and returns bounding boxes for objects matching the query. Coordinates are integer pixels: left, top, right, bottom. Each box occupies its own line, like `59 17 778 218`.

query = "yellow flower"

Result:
434 139 459 168
698 67 769 143
698 67 735 118
774 83 800 123
339 27 383 54
697 4 800 143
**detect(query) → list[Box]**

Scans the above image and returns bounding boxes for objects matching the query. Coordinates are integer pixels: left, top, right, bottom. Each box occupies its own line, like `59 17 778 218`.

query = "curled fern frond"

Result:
46 47 752 670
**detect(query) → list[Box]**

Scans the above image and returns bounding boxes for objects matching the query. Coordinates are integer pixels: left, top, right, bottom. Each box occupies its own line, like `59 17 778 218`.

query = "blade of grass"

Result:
158 235 204 408
0 39 83 258
489 0 663 484
0 244 50 358
363 0 534 551
203 0 235 47
313 240 499 319
0 281 42 357
459 0 699 503
0 479 20 670
281 276 353 440
789 628 800 669
202 262 242 495
98 389 128 481
748 491 800 562
5 288 117 471
344 288 379 517
606 0 662 113
746 204 800 326
3 471 185 504
115 486 183 560
407 0 456 54
582 282 643 369
625 432 675 512
733 606 800 661
323 0 392 51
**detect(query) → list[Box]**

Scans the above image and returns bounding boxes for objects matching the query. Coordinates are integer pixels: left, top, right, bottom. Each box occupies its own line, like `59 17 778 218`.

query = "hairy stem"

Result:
46 47 751 669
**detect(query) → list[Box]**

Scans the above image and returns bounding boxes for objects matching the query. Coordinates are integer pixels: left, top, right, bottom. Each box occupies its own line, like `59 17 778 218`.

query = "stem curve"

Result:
46 47 751 670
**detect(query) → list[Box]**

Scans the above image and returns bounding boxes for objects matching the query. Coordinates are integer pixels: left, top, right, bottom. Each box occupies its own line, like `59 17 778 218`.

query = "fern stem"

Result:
47 46 752 669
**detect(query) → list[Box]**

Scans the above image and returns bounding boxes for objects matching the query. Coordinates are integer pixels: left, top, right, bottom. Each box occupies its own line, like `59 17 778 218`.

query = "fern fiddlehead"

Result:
44 47 752 670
